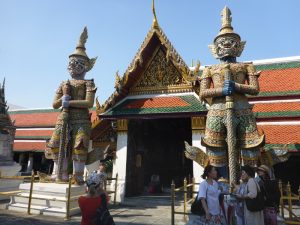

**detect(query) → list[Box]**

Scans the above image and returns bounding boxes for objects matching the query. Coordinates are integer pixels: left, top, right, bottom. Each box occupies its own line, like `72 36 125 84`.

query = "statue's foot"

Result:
37 172 54 182
51 175 57 181
71 175 85 185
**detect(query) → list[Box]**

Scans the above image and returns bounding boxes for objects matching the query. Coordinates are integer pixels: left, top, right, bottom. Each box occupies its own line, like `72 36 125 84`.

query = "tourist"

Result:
96 162 108 190
197 165 226 225
148 174 162 193
236 165 265 225
78 172 104 225
257 165 280 225
234 177 247 225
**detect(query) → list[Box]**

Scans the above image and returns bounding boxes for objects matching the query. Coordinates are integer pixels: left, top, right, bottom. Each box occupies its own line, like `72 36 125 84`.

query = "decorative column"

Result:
112 119 128 203
191 116 206 183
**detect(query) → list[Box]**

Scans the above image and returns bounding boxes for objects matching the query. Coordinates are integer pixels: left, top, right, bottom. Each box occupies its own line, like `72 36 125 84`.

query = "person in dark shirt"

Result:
256 165 280 225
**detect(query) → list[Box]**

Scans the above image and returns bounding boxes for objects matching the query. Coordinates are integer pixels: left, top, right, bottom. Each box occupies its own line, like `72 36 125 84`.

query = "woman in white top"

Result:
196 165 226 225
236 165 265 225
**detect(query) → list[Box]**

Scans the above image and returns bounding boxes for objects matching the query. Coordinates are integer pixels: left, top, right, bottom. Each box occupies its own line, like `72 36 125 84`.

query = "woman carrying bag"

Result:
236 165 265 225
192 165 226 225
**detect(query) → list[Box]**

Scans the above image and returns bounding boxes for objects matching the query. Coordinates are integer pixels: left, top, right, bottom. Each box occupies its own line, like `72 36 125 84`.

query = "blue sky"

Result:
1 0 300 108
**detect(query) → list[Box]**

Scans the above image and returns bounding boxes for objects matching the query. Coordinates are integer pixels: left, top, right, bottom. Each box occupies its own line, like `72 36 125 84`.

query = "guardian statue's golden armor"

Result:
47 27 97 184
199 7 264 181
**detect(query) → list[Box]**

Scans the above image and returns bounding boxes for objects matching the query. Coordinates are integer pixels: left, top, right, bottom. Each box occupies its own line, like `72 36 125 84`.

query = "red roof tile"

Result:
15 129 53 137
253 102 300 113
13 142 46 151
9 109 97 127
258 68 300 94
258 125 300 145
124 97 190 109
10 112 59 127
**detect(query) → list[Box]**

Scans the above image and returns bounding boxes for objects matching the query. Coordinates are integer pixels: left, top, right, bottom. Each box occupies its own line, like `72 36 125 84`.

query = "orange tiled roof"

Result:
10 110 59 127
258 125 300 145
15 129 53 139
9 108 97 127
13 142 46 152
253 102 300 113
124 97 190 109
258 68 300 94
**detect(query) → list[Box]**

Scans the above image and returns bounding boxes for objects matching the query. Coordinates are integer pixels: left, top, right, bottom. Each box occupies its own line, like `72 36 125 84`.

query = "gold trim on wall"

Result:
191 117 206 130
117 119 128 132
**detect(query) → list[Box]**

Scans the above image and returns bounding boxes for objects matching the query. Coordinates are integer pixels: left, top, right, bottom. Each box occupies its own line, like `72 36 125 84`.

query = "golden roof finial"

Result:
152 0 159 29
95 97 104 114
114 70 121 89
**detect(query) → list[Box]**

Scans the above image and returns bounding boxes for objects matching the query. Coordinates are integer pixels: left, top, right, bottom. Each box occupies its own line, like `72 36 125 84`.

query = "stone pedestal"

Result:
0 161 21 200
6 182 86 217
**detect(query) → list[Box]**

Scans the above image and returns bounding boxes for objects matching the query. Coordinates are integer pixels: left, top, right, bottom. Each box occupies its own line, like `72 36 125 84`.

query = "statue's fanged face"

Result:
215 36 241 58
68 57 87 79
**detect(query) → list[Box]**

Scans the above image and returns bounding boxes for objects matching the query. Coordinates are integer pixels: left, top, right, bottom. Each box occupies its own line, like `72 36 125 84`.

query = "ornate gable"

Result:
98 2 199 112
130 46 191 94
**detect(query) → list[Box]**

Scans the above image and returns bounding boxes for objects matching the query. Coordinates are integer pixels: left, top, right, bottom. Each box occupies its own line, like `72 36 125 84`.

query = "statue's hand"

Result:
222 80 235 96
62 95 71 108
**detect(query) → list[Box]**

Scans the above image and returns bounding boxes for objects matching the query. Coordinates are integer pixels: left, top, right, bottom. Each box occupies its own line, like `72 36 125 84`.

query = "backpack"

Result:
245 180 266 212
92 194 116 225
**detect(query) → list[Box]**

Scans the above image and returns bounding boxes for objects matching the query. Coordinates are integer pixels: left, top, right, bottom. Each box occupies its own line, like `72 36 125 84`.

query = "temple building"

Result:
9 12 300 202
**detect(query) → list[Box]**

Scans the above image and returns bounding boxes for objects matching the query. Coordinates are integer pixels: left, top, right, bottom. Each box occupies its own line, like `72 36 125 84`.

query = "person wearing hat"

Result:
78 172 104 225
257 165 280 225
47 27 97 184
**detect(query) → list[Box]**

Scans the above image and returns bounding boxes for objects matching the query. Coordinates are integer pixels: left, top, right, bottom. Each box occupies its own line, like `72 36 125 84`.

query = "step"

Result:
6 182 86 217
7 202 48 215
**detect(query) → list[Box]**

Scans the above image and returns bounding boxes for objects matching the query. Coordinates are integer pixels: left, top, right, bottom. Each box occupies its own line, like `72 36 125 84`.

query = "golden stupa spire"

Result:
152 0 159 29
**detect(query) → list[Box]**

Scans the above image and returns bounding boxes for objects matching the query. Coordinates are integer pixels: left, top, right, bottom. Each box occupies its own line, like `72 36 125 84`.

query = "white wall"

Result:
112 132 128 203
192 131 206 184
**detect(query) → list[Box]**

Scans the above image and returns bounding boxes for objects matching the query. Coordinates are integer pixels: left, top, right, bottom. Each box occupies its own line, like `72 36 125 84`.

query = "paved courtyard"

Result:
0 195 191 225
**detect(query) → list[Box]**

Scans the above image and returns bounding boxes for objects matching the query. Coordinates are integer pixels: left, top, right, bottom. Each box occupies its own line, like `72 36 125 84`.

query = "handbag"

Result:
191 193 206 216
191 182 209 216
245 180 265 212
93 194 116 225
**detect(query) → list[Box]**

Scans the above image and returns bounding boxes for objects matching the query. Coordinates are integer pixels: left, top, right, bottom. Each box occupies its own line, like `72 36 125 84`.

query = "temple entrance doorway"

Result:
125 118 193 197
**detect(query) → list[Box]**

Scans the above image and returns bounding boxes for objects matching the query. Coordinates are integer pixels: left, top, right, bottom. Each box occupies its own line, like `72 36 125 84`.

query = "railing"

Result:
171 177 199 225
0 171 118 219
0 170 38 215
279 181 300 224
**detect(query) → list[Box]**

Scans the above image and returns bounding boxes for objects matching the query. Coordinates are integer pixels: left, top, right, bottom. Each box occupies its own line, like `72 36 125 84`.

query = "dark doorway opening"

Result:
274 154 300 194
126 117 193 196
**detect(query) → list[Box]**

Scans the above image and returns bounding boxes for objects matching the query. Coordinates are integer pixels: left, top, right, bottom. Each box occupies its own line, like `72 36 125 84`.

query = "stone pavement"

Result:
0 194 191 225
